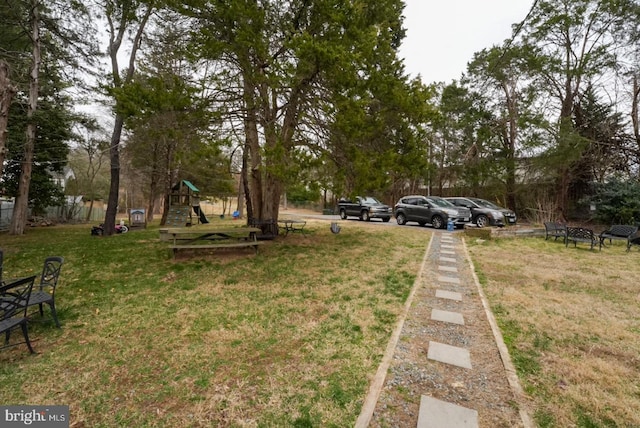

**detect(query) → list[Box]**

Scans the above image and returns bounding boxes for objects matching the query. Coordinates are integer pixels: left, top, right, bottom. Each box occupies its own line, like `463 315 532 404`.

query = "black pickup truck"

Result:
338 196 392 222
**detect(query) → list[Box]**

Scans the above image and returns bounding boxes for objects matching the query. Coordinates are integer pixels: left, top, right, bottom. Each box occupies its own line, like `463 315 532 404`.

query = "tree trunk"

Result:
243 77 262 222
161 191 170 226
146 179 158 224
632 75 640 173
146 144 161 223
241 142 251 220
236 168 245 218
102 4 153 235
103 115 124 235
555 119 573 221
262 171 282 235
147 199 156 223
0 60 16 178
504 81 518 211
554 33 579 219
160 142 175 226
10 0 40 235
86 199 94 222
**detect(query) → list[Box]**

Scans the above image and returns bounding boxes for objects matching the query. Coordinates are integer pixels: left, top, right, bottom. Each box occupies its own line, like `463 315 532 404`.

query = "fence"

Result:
0 201 11 231
44 205 106 223
0 200 106 232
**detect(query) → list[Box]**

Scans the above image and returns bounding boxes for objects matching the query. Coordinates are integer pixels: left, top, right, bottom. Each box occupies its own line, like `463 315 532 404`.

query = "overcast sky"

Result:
399 1 534 85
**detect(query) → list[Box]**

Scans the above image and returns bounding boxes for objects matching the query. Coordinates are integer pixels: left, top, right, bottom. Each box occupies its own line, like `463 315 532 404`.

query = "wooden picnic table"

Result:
163 226 263 257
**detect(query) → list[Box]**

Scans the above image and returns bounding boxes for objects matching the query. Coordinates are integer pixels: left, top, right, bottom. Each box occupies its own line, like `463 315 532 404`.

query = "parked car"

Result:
445 197 517 227
445 197 504 228
338 196 392 222
393 195 471 229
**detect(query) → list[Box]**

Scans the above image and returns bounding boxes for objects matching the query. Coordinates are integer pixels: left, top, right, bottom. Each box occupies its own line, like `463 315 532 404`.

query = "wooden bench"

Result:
598 225 639 251
565 226 597 250
544 222 566 241
169 241 264 253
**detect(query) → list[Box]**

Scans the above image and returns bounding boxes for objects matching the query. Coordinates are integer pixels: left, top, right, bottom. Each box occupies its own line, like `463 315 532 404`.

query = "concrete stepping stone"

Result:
438 265 458 273
435 290 462 301
427 341 472 369
439 256 456 263
437 275 461 285
440 250 455 255
441 244 455 250
417 395 478 428
431 309 464 325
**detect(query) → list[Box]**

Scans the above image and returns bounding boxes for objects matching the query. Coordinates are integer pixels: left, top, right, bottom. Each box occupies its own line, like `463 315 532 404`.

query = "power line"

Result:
482 0 539 85
505 0 540 51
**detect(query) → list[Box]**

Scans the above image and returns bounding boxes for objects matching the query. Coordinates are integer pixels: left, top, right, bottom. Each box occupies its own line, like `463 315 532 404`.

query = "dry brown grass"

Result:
468 236 640 427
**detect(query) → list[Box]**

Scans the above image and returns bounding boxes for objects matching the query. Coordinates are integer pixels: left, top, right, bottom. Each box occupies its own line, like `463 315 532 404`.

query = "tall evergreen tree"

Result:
572 85 630 182
1 0 97 233
168 0 417 233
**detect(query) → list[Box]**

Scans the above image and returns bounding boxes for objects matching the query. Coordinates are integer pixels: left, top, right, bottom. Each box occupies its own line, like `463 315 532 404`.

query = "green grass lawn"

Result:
0 219 428 427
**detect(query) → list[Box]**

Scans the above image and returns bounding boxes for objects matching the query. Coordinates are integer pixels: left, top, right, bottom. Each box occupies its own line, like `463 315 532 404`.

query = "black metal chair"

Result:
1 275 37 354
0 248 4 284
26 256 64 328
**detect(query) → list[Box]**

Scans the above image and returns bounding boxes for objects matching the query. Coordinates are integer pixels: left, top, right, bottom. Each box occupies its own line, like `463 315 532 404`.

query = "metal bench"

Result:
629 231 640 251
544 222 566 241
598 225 639 251
565 226 597 250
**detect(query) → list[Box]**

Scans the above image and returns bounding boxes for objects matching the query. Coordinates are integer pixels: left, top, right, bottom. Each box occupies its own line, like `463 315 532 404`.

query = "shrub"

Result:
582 180 640 224
286 183 321 205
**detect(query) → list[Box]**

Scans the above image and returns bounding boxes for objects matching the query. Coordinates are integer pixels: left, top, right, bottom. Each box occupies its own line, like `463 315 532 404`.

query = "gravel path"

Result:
366 231 531 427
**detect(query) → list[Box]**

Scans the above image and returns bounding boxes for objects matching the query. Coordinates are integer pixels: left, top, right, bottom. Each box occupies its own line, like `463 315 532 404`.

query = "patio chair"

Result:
1 275 37 354
26 256 64 328
0 248 3 284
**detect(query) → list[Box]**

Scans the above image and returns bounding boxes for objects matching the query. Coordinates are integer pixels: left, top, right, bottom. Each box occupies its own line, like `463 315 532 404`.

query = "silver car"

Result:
466 197 517 226
393 195 472 229
445 197 506 228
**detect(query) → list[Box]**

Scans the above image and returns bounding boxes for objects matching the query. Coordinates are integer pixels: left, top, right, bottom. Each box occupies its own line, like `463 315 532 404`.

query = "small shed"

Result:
129 208 146 229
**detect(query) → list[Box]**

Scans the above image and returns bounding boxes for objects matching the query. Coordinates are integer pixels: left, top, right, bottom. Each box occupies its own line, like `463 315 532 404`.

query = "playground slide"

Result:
192 205 210 224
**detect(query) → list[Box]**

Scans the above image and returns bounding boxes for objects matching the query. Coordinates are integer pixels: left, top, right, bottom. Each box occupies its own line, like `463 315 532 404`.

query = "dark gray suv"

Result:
393 195 471 229
445 197 517 227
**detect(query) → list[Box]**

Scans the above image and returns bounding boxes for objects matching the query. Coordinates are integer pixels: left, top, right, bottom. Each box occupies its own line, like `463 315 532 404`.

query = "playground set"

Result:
166 180 210 227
